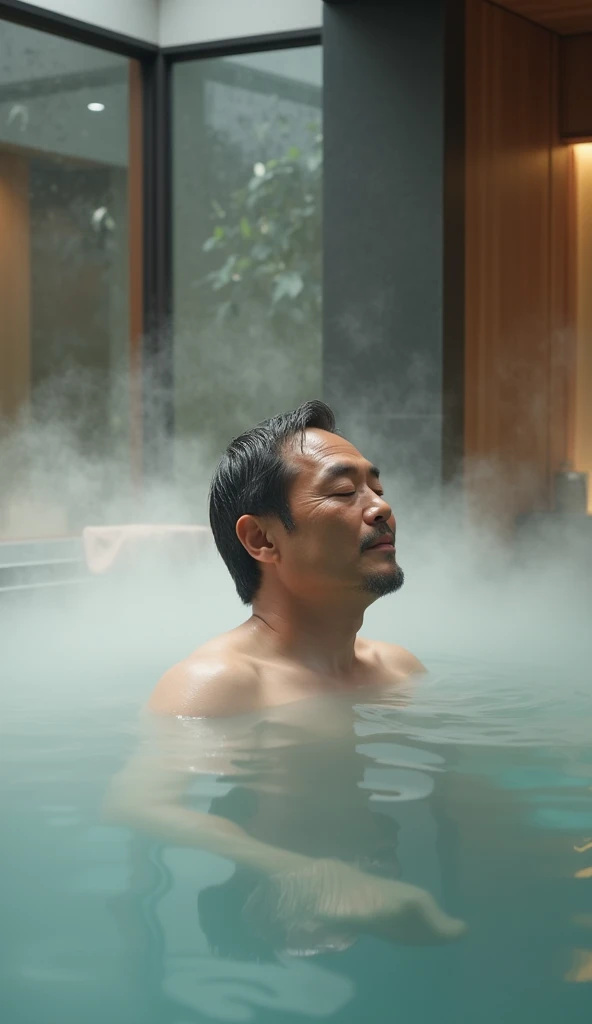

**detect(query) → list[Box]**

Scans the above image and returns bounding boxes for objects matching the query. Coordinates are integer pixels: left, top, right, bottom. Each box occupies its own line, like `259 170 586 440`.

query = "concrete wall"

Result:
22 0 159 43
159 0 322 47
18 1 322 46
323 0 460 484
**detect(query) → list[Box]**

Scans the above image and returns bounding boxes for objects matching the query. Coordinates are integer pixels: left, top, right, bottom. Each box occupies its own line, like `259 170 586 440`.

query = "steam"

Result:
1 362 591 735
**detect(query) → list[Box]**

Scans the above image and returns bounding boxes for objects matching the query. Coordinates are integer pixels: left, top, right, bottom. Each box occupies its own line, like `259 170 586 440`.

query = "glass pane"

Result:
0 21 139 539
172 46 323 490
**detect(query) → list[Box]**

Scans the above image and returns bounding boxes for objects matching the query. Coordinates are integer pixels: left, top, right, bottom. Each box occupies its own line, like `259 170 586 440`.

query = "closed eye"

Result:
331 489 385 498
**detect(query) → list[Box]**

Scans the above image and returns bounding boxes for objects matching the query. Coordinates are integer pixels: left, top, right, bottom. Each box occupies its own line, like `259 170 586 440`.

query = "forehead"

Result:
286 428 373 483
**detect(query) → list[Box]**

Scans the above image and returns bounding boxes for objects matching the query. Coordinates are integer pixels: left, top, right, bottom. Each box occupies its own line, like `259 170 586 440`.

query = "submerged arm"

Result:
106 661 309 873
104 703 464 947
103 715 308 877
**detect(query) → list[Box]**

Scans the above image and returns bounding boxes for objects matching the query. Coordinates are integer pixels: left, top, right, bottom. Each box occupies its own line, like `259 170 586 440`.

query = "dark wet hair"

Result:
209 400 338 604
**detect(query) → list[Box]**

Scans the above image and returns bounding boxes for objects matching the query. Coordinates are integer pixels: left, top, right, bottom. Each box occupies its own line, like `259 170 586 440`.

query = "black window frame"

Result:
0 0 321 466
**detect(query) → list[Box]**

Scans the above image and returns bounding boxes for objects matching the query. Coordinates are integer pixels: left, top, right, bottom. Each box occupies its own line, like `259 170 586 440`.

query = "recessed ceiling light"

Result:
87 102 105 112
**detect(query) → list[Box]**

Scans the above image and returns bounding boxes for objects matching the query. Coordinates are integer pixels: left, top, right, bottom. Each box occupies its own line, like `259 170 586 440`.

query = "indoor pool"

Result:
1 576 591 1024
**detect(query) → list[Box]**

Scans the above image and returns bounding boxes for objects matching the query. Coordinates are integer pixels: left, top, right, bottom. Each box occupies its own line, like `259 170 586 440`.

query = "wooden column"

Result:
0 151 30 419
465 0 576 528
549 35 578 478
573 144 592 510
559 34 592 142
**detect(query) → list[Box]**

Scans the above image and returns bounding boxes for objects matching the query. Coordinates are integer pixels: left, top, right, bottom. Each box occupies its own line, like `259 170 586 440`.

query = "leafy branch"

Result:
202 125 322 327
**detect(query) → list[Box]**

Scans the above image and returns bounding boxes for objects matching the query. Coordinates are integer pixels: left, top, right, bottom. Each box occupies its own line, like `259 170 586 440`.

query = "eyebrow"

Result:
318 462 381 485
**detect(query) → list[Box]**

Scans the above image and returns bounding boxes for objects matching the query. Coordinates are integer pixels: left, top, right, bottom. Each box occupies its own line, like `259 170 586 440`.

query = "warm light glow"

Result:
565 949 592 983
87 102 105 113
573 146 592 513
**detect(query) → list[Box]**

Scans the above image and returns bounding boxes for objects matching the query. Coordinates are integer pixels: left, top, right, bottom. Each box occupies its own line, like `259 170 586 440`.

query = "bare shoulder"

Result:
148 641 261 718
359 637 426 679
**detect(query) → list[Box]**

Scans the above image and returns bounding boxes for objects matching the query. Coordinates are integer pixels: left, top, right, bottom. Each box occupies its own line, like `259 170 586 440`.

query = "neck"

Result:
250 582 369 676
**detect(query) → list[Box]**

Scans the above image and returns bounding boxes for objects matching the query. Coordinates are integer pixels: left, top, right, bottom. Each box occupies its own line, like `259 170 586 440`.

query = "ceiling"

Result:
492 1 592 34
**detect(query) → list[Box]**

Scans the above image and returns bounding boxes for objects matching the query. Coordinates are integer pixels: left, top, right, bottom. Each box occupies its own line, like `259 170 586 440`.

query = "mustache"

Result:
360 525 395 553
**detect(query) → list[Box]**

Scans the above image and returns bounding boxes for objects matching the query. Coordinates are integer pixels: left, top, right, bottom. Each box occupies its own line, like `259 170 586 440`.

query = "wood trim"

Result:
0 150 30 419
128 59 144 486
491 1 592 36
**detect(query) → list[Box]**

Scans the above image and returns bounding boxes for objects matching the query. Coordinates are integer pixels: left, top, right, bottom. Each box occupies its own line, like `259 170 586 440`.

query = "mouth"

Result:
365 533 395 552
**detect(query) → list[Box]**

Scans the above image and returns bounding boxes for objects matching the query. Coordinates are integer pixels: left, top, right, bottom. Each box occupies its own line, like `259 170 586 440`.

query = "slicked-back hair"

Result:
209 400 338 604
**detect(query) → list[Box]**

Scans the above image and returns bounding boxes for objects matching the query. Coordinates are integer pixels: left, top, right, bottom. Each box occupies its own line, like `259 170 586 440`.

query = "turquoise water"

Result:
1 602 591 1023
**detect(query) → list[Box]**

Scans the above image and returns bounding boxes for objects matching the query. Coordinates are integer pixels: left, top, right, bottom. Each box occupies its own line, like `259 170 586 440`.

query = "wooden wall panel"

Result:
465 0 576 526
0 151 30 420
492 0 592 35
559 34 592 140
549 42 578 474
573 144 592 510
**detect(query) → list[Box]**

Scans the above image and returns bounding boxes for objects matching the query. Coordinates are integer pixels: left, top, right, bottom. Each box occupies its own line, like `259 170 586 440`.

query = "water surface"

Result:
1 621 591 1024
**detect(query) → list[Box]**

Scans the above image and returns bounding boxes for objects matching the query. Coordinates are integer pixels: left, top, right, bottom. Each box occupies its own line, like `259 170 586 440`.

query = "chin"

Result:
361 564 405 597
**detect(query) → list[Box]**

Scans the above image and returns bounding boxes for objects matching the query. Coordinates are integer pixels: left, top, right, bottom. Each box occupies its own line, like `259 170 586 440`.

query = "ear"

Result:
235 515 280 564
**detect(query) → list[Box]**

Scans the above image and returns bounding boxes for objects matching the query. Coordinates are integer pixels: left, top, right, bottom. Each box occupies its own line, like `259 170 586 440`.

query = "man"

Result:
107 401 464 958
150 399 420 717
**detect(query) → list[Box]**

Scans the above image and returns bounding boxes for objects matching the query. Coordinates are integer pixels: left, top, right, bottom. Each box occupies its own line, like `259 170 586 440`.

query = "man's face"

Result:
273 428 403 601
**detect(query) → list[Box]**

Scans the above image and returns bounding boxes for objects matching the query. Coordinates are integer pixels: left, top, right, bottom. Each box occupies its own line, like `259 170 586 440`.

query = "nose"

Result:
363 491 395 527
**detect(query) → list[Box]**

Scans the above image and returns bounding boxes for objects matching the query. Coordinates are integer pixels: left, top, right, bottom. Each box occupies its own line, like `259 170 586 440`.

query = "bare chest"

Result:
255 656 404 740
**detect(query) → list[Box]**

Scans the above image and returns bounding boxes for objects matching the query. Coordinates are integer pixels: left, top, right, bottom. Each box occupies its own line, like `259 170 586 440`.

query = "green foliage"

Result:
202 125 322 327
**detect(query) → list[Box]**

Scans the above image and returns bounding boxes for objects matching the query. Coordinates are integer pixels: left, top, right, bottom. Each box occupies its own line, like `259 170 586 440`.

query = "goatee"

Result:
362 563 405 596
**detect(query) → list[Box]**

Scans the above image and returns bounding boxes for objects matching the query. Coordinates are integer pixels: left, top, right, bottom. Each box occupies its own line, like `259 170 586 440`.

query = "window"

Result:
0 21 140 538
172 45 323 482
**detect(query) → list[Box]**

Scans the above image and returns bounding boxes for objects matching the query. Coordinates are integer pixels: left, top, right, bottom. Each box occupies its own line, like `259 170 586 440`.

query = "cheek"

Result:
279 525 326 567
295 516 358 564
287 500 362 560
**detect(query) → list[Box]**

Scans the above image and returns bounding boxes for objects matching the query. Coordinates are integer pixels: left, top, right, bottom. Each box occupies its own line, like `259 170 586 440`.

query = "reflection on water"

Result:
1 660 591 1023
